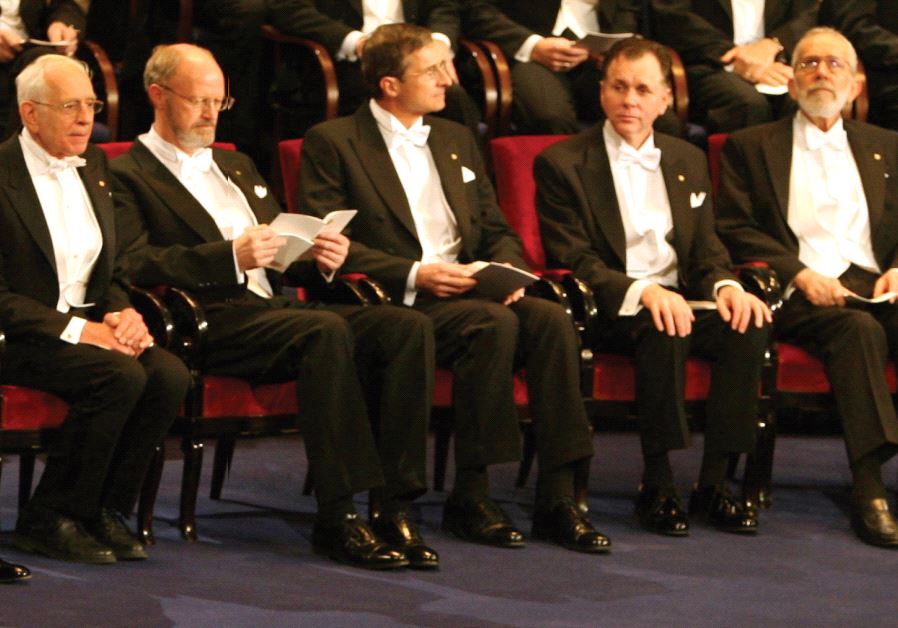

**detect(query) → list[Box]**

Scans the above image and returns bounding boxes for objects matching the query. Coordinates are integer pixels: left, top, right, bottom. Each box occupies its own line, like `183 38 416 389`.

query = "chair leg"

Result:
302 469 314 495
743 410 776 509
137 443 165 545
210 436 236 500
18 452 36 509
515 424 536 488
432 418 452 492
180 437 204 541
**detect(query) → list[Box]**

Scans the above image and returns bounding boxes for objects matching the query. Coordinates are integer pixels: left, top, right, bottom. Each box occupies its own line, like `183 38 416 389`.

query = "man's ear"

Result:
380 76 401 99
19 102 37 130
147 83 165 110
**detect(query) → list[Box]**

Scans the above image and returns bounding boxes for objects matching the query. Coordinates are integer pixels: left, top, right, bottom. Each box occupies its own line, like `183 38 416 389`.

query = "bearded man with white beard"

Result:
716 26 898 549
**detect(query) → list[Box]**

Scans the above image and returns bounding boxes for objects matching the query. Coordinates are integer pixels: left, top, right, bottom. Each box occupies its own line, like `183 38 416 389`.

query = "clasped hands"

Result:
81 308 153 356
416 262 525 305
640 283 771 337
234 224 349 275
793 267 898 307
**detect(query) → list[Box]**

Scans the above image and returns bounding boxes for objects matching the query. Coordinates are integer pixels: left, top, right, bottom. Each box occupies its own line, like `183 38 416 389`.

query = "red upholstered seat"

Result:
278 139 302 213
0 387 68 430
199 377 298 418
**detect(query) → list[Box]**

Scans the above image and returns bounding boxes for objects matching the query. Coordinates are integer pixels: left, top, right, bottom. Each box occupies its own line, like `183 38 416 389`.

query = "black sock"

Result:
535 464 575 511
643 450 674 490
453 466 489 499
697 450 730 489
317 496 356 526
850 452 887 503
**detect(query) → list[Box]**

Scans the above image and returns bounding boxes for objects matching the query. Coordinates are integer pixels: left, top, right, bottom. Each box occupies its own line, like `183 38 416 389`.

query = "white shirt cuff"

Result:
60 316 87 344
713 279 743 297
515 34 543 63
231 241 246 284
618 279 653 316
403 262 421 306
338 30 365 61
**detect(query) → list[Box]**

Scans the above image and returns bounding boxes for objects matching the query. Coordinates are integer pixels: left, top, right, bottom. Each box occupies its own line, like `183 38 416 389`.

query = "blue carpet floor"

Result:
1 431 897 627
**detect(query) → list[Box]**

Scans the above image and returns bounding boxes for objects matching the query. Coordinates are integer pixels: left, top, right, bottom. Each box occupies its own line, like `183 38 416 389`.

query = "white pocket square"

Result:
689 191 706 208
461 166 476 183
254 185 268 199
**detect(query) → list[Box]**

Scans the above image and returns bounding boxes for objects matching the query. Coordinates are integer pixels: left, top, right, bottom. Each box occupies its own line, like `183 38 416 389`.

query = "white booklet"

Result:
468 261 539 299
686 300 719 311
267 209 356 272
844 291 898 304
27 38 76 47
575 32 634 56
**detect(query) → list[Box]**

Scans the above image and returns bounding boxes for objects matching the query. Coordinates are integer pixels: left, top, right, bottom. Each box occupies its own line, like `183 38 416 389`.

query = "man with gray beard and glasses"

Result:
716 27 898 548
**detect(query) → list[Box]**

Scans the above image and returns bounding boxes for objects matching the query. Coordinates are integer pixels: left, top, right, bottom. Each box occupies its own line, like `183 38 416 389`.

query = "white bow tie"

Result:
42 154 86 175
389 124 431 150
177 148 214 177
805 126 848 152
617 143 661 171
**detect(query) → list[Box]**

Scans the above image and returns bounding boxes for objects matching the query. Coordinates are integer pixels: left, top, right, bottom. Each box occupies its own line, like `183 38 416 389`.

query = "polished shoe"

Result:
850 498 898 547
14 511 116 564
635 487 689 536
371 508 439 570
0 558 31 583
689 485 758 534
313 513 409 570
85 508 148 561
533 499 611 553
443 494 524 548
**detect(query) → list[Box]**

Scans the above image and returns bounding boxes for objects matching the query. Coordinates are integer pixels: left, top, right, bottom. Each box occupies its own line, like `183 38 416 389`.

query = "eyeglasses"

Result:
31 99 104 116
796 56 849 74
403 59 451 81
157 84 236 112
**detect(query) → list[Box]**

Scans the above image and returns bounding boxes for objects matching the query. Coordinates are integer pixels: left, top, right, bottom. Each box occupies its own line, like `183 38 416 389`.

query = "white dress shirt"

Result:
140 127 274 299
516 0 601 63
20 128 101 343
786 114 879 296
370 99 461 305
730 0 765 46
0 0 27 41
336 0 451 61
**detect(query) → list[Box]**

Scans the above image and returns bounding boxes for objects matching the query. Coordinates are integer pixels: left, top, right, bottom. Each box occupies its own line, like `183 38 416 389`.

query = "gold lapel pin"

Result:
874 153 882 161
451 153 458 161
98 180 106 187
677 174 685 182
235 170 242 176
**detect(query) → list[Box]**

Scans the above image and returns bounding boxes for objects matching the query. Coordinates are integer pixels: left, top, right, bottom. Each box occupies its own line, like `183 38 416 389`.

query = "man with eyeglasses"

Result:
300 24 604 554
112 43 436 571
717 27 898 548
0 53 190 565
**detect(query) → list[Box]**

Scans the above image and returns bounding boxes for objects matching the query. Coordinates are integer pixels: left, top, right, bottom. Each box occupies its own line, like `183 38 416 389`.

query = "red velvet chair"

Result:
489 135 775 501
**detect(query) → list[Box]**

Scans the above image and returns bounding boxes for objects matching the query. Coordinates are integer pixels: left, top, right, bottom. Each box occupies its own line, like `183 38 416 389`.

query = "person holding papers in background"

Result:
112 43 437 571
299 24 603 554
717 28 898 548
535 37 770 538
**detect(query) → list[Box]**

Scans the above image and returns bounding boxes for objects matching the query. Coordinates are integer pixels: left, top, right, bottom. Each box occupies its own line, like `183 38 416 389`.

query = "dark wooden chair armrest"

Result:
666 46 689 125
160 287 209 370
735 263 783 312
459 38 512 138
81 40 120 141
261 24 339 121
129 286 177 350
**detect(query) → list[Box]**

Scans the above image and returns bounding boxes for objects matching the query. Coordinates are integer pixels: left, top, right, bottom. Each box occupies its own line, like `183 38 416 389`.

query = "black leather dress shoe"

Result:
86 508 148 561
313 513 409 570
372 509 439 570
443 494 525 548
533 499 611 553
851 498 898 547
0 558 31 583
689 485 758 534
14 512 115 564
635 487 689 536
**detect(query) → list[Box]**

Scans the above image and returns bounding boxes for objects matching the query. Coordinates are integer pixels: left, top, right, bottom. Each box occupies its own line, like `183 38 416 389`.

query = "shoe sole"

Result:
532 529 612 554
442 520 525 549
13 535 116 565
312 545 410 570
636 517 690 537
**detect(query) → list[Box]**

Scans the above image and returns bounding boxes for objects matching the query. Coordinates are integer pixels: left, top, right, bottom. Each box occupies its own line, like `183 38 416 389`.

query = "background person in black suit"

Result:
0 54 190 565
267 0 481 136
818 0 898 132
652 0 817 132
299 23 605 554
716 27 898 548
535 37 770 537
112 43 434 571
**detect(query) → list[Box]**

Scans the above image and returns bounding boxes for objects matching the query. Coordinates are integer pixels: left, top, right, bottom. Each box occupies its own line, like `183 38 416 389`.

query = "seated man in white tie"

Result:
535 37 771 538
717 27 898 548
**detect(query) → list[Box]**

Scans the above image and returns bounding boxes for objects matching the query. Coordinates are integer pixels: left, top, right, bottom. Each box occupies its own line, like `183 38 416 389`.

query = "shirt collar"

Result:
19 128 86 176
794 112 848 151
602 120 658 163
370 98 427 140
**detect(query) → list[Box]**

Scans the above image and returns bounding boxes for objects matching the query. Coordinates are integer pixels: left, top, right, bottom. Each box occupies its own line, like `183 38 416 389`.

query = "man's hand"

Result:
720 38 781 83
873 268 898 302
530 38 589 73
503 287 525 306
793 268 847 307
234 225 286 272
81 321 138 356
0 29 24 63
641 284 694 337
103 308 153 353
716 285 772 333
46 21 78 56
415 262 477 298
311 231 349 274
756 61 793 87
